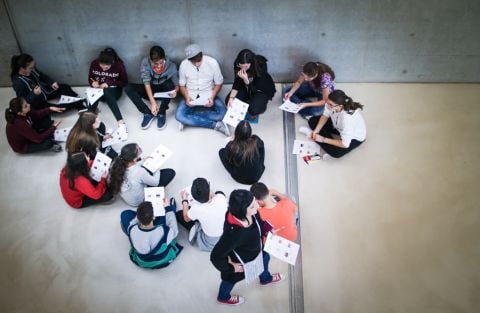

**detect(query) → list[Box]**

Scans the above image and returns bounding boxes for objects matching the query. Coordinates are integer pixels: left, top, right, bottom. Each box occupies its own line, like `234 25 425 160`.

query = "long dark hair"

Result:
328 90 363 114
303 62 335 81
226 120 261 166
5 97 24 124
64 152 90 189
65 112 100 154
108 143 140 195
98 47 121 64
10 54 34 79
234 49 269 78
228 189 255 223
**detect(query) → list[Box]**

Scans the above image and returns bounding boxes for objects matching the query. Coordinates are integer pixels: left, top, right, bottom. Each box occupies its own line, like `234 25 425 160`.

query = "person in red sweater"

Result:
88 47 128 127
250 182 298 242
5 97 63 153
59 152 113 208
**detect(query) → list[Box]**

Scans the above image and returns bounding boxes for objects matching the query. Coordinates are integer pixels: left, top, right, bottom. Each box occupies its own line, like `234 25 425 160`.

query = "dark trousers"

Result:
308 116 363 158
225 87 269 116
124 80 175 115
25 139 55 153
81 190 113 208
90 87 124 121
42 84 85 111
157 168 176 187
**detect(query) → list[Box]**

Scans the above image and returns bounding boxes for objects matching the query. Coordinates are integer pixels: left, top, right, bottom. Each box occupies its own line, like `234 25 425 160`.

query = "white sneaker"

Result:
188 223 198 244
214 121 231 136
178 122 185 131
299 126 312 137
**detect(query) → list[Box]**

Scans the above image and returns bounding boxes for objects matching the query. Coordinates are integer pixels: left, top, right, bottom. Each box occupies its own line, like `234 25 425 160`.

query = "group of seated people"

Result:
4 42 367 305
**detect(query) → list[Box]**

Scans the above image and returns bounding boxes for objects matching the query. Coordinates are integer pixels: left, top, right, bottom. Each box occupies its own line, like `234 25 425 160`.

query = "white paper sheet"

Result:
54 127 72 142
292 140 321 156
101 124 128 148
85 87 104 105
89 152 112 182
279 100 301 113
142 144 173 173
57 95 83 104
153 90 176 98
222 98 249 127
263 232 300 266
179 185 199 206
144 186 165 216
190 92 211 106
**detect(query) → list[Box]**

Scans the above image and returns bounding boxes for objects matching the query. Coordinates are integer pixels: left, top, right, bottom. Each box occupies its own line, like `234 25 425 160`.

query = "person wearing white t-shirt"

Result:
176 177 228 251
175 44 230 136
302 89 366 158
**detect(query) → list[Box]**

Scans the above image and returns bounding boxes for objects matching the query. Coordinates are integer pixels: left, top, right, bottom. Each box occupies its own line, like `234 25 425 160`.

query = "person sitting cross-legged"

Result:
175 44 230 136
120 199 183 269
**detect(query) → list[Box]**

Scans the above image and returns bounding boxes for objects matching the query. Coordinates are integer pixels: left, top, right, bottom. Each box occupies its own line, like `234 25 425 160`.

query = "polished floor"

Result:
0 84 479 313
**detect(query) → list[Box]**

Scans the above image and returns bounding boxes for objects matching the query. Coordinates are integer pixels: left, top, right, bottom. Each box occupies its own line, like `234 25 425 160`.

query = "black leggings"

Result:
25 139 56 153
225 87 270 116
44 84 85 110
90 87 124 121
81 190 114 208
308 116 363 158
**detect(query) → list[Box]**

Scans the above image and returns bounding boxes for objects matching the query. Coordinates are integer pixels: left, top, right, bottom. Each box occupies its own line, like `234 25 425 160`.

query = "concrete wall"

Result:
1 0 480 86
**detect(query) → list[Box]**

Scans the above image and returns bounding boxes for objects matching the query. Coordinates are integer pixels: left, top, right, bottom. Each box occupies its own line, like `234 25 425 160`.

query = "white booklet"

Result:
144 186 165 216
57 95 83 104
142 144 173 173
263 232 300 266
190 91 211 106
89 151 112 182
179 185 198 206
279 99 301 113
54 127 72 142
85 87 104 105
292 140 321 156
153 90 176 98
223 98 249 127
101 125 128 148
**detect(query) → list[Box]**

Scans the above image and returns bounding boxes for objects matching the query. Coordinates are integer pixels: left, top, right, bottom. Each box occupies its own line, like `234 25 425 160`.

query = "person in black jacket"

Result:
11 53 85 111
225 49 276 123
218 120 265 185
210 189 284 306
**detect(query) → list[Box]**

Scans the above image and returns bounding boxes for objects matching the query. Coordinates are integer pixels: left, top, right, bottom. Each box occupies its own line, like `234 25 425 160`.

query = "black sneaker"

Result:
141 114 154 129
157 114 166 130
50 143 62 153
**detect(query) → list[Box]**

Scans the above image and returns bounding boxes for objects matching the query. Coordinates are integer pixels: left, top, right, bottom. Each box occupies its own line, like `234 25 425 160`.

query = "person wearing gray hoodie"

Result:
124 46 179 130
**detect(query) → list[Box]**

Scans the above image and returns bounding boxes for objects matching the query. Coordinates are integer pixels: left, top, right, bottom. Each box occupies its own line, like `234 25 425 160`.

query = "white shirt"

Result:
323 106 367 147
187 193 227 237
178 55 223 96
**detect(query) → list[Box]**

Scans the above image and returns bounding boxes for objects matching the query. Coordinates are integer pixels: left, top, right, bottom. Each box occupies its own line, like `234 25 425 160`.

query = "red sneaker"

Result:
260 273 285 286
218 295 245 306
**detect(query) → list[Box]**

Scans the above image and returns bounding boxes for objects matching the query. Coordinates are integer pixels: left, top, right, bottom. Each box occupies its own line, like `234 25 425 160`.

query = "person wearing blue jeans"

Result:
210 190 284 306
175 44 230 136
283 61 336 119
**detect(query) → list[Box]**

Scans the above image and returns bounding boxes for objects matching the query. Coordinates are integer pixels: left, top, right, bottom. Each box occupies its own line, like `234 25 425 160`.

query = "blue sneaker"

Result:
157 114 166 130
245 112 259 124
141 114 154 129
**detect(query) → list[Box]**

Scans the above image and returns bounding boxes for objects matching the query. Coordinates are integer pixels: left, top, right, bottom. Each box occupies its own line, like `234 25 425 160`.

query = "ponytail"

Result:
328 90 363 114
10 54 34 79
108 143 139 195
5 97 24 124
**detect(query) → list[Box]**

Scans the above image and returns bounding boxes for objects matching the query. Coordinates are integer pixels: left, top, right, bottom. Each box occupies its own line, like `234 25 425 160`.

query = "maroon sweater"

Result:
6 108 55 153
88 59 128 87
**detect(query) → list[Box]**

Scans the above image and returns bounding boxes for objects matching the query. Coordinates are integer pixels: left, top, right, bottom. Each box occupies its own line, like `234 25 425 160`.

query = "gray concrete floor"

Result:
1 84 479 313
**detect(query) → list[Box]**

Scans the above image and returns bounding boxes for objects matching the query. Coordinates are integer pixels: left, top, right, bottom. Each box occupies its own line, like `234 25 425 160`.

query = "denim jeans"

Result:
217 252 273 300
175 97 226 129
284 83 324 117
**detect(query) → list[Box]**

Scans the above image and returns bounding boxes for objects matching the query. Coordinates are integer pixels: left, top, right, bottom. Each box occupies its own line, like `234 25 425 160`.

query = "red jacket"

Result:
5 108 55 153
59 161 107 208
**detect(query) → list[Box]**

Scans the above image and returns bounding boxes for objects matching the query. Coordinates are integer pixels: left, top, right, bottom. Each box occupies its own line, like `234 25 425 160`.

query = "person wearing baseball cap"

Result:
175 43 230 136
